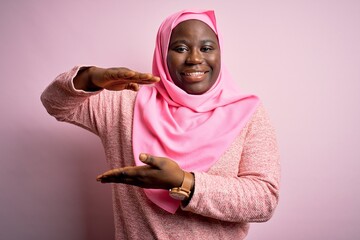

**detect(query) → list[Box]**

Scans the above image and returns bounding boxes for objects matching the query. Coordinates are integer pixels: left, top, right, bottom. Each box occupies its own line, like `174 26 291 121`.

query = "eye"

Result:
173 46 188 53
201 46 214 52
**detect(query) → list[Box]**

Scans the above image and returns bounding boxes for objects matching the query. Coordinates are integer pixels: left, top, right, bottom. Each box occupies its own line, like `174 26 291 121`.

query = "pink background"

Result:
1 0 359 239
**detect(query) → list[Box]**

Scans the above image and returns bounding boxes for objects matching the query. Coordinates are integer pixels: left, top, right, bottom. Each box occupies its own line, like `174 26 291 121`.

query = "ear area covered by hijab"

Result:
132 9 259 214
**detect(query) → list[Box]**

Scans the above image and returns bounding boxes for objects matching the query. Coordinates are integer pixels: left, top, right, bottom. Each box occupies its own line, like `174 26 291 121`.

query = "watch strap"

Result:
169 171 193 200
180 171 193 194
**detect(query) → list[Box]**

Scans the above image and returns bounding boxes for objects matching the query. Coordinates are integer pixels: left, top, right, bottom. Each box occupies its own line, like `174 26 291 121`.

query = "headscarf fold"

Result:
133 9 259 213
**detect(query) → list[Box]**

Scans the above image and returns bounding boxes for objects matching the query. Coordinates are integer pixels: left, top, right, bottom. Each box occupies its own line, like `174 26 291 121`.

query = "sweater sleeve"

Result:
40 66 105 135
182 104 280 223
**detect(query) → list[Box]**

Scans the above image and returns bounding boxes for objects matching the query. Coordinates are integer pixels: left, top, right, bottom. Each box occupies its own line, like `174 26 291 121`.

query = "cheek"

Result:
167 54 181 84
209 55 221 76
167 54 185 75
166 54 172 71
167 54 177 73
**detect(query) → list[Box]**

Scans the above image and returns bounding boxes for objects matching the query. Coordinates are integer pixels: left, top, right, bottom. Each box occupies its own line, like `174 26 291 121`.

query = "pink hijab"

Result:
133 9 259 213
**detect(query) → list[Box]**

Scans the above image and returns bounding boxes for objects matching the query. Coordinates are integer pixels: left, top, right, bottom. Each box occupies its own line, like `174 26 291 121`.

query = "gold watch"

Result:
169 171 193 201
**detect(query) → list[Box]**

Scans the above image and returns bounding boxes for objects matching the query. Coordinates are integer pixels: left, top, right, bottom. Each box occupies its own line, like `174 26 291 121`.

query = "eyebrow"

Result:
169 39 218 46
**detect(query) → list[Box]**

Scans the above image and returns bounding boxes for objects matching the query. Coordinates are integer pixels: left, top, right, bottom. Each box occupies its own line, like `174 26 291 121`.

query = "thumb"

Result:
125 82 140 91
139 153 159 168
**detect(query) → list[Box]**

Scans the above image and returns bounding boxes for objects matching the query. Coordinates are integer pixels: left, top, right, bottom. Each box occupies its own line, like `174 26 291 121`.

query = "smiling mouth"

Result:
183 71 206 76
181 71 208 82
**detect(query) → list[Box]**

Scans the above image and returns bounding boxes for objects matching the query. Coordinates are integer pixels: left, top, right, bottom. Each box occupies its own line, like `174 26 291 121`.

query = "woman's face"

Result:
167 19 221 95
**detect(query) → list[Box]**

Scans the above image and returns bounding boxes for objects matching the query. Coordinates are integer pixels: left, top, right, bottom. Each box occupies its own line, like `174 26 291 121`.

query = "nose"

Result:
186 49 203 65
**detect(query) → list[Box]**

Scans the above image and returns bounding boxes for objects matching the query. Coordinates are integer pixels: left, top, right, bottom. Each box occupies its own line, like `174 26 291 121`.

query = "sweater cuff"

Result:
68 66 103 95
180 171 203 212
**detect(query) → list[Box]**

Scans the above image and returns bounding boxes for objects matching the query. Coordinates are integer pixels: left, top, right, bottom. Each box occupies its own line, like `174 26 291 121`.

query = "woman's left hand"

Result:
96 153 184 190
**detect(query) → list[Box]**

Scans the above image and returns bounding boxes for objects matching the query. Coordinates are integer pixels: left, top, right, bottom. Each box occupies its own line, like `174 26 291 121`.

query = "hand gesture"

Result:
96 153 185 190
74 67 160 91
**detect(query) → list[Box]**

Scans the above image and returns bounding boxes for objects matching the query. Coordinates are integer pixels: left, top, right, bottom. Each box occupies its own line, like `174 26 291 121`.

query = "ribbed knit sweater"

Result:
41 66 280 240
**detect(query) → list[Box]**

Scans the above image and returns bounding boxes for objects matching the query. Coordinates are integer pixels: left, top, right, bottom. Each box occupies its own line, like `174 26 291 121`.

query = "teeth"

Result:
184 72 204 76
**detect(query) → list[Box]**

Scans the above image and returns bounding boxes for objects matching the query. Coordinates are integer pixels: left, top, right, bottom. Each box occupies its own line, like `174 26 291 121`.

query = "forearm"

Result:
183 171 279 222
182 103 280 222
40 66 102 133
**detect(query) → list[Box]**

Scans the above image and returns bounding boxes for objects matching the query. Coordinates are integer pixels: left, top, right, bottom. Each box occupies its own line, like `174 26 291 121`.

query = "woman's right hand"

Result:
74 66 160 91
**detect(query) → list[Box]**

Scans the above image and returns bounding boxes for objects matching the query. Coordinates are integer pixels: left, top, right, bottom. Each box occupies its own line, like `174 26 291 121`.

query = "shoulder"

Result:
242 100 277 139
249 101 271 125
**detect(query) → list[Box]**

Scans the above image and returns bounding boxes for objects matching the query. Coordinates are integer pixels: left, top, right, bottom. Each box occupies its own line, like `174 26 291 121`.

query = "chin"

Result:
185 86 209 95
188 81 214 95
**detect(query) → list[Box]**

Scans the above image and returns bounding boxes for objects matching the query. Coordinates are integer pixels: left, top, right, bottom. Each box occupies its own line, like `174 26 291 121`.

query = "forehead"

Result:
170 19 218 42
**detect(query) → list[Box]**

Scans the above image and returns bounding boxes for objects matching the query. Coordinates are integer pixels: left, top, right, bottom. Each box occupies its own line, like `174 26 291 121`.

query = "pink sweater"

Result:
41 66 280 240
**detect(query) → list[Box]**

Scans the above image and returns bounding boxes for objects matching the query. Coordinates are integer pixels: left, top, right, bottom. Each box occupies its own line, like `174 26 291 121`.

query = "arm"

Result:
95 103 280 221
41 66 102 134
182 104 280 222
40 66 160 134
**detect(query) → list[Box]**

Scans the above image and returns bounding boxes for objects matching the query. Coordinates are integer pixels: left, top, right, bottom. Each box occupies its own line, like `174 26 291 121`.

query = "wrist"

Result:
86 67 103 91
182 172 195 204
73 66 102 91
169 171 194 201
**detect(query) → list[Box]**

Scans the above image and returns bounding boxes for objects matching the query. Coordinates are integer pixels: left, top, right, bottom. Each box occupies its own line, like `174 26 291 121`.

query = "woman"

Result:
41 9 280 240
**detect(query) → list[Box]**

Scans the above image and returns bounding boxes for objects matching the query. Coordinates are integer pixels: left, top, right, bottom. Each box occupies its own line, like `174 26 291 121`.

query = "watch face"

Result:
169 190 188 200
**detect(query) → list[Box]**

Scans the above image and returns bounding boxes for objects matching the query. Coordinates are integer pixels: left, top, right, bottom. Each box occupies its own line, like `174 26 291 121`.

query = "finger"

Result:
138 73 153 80
139 75 160 83
129 73 160 84
98 177 118 183
96 168 123 180
122 70 136 78
104 68 135 80
139 153 163 168
96 165 145 180
106 82 139 91
113 67 136 79
97 167 146 185
106 69 159 87
139 76 160 84
125 82 140 91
